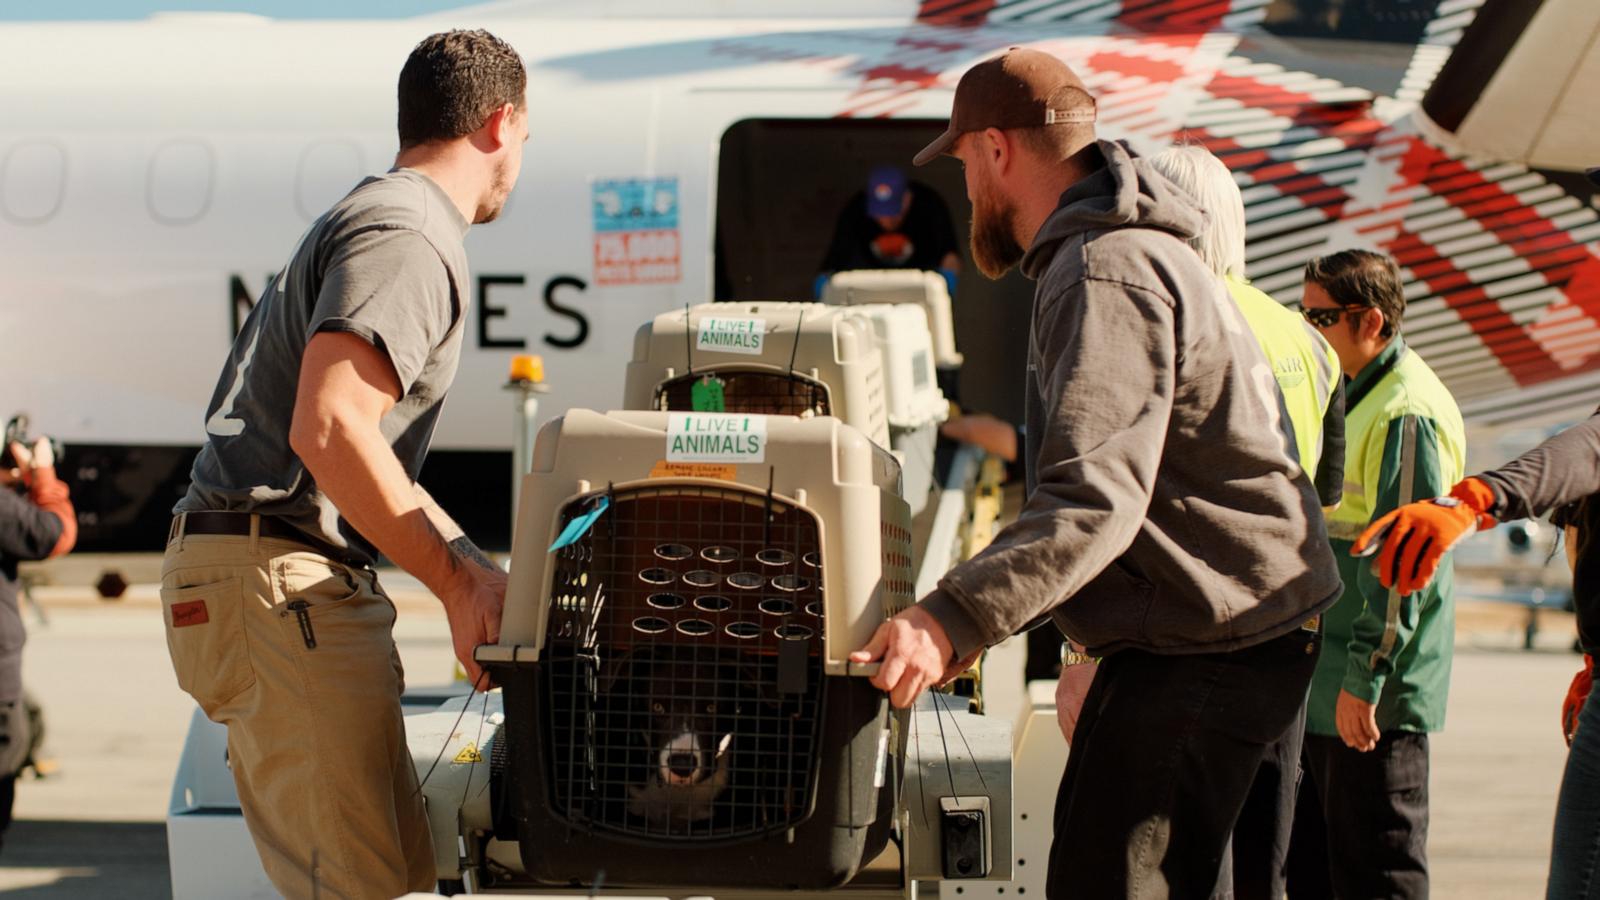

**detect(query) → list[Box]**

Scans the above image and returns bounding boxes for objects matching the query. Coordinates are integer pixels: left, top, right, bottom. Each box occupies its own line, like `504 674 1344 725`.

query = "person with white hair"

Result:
1071 143 1340 900
1147 144 1346 509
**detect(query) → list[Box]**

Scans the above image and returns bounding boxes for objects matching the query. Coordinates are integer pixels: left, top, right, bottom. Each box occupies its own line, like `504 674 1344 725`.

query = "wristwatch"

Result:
1060 642 1098 667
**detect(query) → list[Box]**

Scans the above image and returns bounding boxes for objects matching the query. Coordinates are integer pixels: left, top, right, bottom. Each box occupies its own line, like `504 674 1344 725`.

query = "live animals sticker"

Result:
696 316 765 355
667 413 765 463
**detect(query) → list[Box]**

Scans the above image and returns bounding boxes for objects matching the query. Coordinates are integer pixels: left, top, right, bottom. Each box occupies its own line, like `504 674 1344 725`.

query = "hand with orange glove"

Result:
1351 476 1498 596
1565 655 1594 747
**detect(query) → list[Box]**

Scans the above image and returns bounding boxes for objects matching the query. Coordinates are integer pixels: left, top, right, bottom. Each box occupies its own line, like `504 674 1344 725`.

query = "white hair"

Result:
1146 144 1247 280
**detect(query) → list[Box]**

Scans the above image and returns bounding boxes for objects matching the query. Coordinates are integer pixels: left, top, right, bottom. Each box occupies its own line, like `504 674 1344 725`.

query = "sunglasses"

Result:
1300 305 1369 329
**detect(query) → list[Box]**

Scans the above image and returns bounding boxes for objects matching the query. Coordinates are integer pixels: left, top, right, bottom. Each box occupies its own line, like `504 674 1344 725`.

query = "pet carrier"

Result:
822 269 963 370
478 410 913 889
623 302 891 450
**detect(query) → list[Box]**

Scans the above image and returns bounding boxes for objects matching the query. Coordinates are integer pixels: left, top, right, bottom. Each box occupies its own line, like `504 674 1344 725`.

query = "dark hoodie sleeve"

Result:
0 467 73 562
919 275 1176 658
1476 409 1600 521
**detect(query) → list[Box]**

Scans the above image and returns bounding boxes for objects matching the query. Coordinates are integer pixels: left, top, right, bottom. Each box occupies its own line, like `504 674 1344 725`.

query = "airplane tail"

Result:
916 0 1488 38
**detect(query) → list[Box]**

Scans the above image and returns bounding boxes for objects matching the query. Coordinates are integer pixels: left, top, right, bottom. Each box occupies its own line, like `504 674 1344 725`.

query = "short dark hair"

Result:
398 30 526 150
1303 249 1405 339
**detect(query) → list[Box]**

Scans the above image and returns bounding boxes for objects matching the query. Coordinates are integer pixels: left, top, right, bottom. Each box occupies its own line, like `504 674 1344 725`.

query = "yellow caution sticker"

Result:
453 742 483 764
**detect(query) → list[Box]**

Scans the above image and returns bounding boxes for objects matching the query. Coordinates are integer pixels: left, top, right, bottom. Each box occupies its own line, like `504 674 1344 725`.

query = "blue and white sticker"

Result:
667 413 766 464
696 316 765 355
592 177 678 233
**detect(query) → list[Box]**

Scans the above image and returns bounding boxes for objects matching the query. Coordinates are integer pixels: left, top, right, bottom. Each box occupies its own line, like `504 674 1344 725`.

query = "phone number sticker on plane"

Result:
697 316 765 355
592 177 680 287
667 413 766 464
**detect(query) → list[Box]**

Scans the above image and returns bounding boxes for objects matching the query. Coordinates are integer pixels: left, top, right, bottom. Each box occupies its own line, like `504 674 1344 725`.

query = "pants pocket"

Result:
277 553 363 611
277 554 395 658
1381 733 1429 794
162 575 254 718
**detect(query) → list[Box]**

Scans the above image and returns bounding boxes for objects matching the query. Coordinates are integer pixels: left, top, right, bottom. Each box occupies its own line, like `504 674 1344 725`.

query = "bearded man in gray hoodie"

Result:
850 49 1344 896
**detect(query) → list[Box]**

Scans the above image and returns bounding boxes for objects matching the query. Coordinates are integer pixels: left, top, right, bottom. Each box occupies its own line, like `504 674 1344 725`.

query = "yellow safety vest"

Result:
1227 275 1341 476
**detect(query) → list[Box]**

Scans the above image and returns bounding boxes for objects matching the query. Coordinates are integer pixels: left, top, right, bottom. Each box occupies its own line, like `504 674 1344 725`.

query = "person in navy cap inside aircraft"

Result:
850 47 1342 897
816 164 962 297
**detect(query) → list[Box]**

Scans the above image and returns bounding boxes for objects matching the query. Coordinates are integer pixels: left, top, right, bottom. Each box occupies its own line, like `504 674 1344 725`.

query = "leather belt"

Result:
171 511 361 566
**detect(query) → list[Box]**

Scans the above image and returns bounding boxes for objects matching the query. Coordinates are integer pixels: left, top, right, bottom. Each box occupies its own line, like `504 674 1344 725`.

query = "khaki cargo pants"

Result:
161 516 435 899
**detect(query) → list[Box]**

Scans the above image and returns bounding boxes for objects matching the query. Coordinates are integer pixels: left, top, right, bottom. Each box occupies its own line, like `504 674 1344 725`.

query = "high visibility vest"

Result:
1227 275 1341 476
1308 337 1466 737
1326 338 1467 542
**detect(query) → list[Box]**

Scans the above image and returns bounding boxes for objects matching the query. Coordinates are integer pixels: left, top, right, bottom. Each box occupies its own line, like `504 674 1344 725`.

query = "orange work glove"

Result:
1351 477 1497 596
1566 655 1595 746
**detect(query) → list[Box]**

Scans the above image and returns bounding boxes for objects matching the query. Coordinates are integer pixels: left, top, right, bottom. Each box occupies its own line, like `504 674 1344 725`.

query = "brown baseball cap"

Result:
913 47 1097 167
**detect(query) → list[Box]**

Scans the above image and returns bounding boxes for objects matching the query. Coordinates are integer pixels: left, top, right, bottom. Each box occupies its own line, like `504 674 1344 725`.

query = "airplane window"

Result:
146 139 215 225
295 140 365 222
1 139 67 226
1262 0 1445 43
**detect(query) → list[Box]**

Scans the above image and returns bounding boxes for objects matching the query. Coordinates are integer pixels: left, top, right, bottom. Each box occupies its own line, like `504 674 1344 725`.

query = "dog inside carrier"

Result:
479 410 912 889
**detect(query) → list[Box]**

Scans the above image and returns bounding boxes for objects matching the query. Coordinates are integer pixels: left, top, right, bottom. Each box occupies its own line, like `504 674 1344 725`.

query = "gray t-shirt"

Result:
177 168 470 566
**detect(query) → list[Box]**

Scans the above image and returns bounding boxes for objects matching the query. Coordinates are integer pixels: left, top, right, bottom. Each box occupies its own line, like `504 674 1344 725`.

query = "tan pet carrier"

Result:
478 410 913 889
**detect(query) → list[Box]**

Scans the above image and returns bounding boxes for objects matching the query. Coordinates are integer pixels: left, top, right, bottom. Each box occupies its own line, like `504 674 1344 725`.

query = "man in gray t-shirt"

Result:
181 166 471 568
160 31 527 898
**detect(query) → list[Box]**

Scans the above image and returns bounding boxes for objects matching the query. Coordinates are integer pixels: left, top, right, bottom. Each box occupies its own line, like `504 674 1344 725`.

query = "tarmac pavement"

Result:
0 582 1579 898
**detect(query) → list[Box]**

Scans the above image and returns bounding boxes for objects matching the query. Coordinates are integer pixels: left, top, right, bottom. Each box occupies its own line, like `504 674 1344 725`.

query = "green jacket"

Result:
1308 338 1466 736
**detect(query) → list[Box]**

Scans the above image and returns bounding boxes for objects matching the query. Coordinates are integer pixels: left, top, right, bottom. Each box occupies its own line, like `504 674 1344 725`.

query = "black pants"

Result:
1046 628 1321 899
1299 732 1430 899
0 772 12 847
1215 698 1310 900
1284 762 1333 899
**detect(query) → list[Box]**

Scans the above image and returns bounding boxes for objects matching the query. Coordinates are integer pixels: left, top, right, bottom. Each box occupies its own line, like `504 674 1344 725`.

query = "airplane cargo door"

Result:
715 118 1034 425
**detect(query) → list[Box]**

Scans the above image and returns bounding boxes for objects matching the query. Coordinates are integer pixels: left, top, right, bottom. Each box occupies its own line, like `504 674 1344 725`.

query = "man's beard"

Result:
970 178 1023 279
475 159 512 224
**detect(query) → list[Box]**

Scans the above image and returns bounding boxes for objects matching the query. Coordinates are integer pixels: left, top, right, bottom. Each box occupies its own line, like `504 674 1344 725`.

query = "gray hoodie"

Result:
921 140 1342 659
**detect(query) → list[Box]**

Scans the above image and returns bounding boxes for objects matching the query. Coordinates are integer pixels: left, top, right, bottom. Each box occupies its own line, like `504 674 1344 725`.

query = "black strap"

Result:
1345 352 1403 414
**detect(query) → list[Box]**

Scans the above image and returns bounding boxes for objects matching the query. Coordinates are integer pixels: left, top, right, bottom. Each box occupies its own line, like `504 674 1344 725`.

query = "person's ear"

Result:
484 102 516 151
1360 307 1386 343
983 128 1012 175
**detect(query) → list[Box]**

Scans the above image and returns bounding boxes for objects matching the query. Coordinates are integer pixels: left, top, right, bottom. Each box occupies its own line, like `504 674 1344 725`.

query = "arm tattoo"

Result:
415 484 466 543
449 536 501 574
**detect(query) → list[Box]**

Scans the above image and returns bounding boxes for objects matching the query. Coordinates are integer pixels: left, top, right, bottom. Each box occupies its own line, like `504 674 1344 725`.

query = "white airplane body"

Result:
2 0 1597 548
